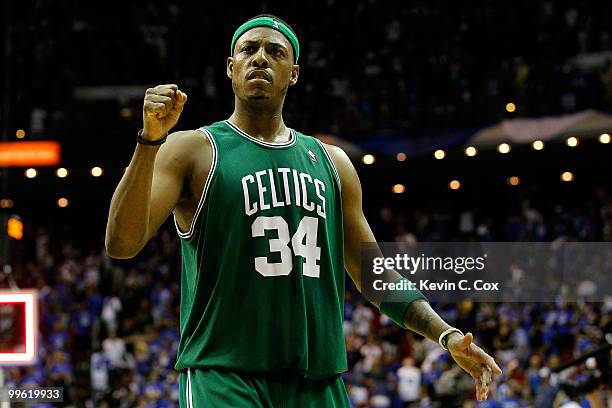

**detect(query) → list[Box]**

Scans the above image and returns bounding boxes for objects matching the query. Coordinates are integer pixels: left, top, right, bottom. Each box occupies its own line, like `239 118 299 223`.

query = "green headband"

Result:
230 16 300 63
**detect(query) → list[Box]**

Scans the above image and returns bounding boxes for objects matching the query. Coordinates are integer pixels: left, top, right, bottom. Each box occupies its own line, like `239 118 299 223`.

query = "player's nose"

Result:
252 48 270 68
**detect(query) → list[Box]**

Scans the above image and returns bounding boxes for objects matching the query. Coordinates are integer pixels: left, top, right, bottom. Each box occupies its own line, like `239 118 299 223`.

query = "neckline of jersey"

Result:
224 120 297 149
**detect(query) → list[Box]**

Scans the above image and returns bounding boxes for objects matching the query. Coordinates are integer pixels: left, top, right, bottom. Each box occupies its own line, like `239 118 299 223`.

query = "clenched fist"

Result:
142 84 188 141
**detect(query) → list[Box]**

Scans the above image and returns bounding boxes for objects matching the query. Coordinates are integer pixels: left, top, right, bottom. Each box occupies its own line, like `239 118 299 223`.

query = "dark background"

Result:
0 1 611 407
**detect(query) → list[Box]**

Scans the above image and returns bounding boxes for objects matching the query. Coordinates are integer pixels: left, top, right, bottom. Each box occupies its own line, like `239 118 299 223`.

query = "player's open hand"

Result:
142 84 188 141
446 332 502 401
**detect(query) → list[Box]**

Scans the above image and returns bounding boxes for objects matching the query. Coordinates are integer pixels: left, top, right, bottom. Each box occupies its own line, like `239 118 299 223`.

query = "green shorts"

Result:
178 368 350 408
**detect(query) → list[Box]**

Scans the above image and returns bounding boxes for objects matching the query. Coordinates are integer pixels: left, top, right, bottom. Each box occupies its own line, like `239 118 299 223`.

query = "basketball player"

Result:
106 15 501 407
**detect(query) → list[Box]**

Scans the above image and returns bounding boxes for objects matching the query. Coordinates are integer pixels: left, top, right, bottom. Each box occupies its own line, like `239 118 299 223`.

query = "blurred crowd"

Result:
1 186 611 407
6 1 612 143
2 1 612 407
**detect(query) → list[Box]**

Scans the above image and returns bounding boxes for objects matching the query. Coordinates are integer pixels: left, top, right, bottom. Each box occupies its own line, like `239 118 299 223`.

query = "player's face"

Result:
227 27 299 104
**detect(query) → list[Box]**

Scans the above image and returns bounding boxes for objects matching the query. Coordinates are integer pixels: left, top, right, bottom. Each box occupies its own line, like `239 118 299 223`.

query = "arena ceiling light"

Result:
16 129 26 139
449 180 461 190
392 184 405 194
599 133 610 144
532 140 544 150
90 166 104 177
25 168 37 179
396 152 406 162
464 146 477 157
434 149 445 160
505 102 516 113
497 143 511 154
561 171 574 182
57 198 69 208
566 136 579 147
56 168 68 178
507 176 520 186
362 154 375 165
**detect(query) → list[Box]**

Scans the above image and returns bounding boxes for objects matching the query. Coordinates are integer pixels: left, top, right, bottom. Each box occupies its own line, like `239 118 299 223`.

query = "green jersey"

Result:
174 120 347 379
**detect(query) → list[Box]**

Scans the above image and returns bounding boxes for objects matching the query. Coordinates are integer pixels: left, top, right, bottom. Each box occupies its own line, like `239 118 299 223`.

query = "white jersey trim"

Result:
174 127 218 240
187 369 194 408
314 138 342 192
224 120 297 148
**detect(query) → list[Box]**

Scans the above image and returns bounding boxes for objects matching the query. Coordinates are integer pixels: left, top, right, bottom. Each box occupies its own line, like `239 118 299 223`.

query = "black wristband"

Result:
136 129 167 146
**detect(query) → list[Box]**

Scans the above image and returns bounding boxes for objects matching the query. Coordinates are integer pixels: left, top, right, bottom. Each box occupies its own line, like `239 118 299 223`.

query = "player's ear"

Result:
289 65 300 86
227 57 233 79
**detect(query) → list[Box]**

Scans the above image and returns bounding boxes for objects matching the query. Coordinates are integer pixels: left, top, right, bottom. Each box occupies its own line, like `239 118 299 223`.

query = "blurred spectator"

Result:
90 347 110 401
102 328 127 390
101 295 122 333
397 357 422 406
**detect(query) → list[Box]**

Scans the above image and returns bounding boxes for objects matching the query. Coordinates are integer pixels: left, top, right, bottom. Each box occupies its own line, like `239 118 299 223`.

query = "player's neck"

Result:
229 99 289 143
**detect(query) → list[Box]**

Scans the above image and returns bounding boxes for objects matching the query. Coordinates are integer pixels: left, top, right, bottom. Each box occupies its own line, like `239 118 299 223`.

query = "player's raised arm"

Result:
105 84 193 259
324 144 501 401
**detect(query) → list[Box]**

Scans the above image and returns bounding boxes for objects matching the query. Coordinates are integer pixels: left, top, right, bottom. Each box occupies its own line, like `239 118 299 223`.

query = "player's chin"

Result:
246 92 271 101
244 81 273 93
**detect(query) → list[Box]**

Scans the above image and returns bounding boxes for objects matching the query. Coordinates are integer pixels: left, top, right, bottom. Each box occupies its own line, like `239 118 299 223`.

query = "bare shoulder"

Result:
165 129 211 152
157 129 212 167
319 142 349 162
319 141 358 184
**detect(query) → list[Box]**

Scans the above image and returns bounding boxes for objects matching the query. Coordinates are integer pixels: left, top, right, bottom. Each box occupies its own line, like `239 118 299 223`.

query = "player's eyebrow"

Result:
267 41 288 50
240 39 288 51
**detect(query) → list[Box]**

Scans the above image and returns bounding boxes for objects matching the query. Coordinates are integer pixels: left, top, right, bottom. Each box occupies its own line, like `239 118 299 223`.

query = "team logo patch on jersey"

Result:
307 149 317 162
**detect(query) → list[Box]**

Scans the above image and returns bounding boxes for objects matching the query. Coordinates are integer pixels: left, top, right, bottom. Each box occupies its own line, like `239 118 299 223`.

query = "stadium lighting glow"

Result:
8 217 23 240
532 140 544 150
0 141 61 167
434 149 446 160
392 184 406 194
497 143 511 154
362 154 375 165
507 176 520 186
599 133 610 144
566 137 578 147
561 171 574 182
0 199 13 209
120 107 133 119
25 168 37 178
16 129 26 139
56 168 68 178
465 146 477 157
90 166 103 177
505 102 516 113
449 180 461 190
396 152 407 162
57 198 69 208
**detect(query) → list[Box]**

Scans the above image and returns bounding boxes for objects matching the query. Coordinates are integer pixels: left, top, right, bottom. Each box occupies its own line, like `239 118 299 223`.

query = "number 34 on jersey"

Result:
241 167 330 280
252 216 321 278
